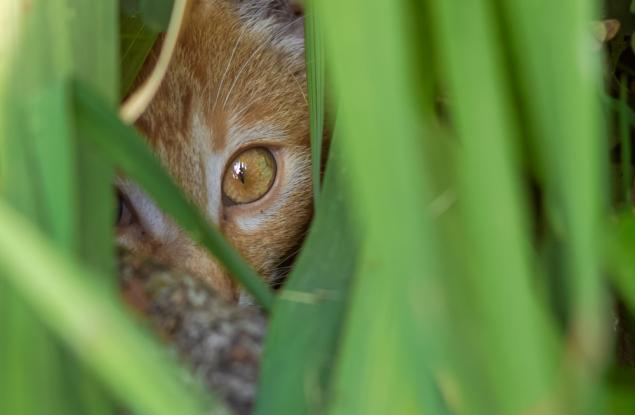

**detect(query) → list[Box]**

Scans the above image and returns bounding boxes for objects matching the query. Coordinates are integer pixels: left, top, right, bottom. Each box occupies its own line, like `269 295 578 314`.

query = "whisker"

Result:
288 68 307 106
211 24 248 112
221 15 305 110
220 39 270 110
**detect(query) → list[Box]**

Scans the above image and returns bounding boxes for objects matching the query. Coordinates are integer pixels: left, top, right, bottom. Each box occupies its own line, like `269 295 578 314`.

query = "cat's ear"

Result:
286 0 305 39
234 0 304 34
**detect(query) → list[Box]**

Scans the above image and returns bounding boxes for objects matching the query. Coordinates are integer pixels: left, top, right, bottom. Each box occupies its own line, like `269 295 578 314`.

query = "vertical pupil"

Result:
233 161 247 184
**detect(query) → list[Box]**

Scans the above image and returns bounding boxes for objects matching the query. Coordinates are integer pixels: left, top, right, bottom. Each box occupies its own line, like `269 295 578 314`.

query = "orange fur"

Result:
118 0 311 302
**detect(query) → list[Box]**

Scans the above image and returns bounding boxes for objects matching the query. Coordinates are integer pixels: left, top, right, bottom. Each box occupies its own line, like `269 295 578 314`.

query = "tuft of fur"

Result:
234 0 305 55
118 0 311 301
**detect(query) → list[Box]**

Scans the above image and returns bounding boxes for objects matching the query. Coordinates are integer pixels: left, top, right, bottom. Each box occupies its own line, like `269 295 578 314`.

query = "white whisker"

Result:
221 15 304 110
212 24 247 112
220 39 270 110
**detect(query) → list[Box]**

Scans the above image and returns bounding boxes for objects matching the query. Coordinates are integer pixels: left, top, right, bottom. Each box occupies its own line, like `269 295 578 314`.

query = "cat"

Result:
116 0 311 304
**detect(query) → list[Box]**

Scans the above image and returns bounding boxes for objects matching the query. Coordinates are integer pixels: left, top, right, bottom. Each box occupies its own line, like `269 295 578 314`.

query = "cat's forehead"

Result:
135 0 308 207
138 0 306 143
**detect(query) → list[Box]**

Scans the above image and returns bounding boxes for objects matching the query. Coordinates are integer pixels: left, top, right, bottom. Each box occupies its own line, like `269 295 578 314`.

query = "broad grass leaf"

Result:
0 200 221 415
0 0 118 412
255 129 358 415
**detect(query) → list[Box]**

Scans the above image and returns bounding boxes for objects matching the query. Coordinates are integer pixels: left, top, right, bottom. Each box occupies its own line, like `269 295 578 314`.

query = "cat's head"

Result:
117 0 310 302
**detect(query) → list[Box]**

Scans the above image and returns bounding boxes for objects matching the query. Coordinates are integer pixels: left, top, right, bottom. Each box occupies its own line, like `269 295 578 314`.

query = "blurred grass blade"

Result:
0 56 76 415
1 0 118 413
606 215 635 313
318 1 450 414
305 0 325 204
69 0 119 275
10 81 87 415
255 126 358 415
607 383 635 415
0 289 72 414
0 200 223 415
73 81 274 311
427 0 560 411
28 82 77 253
495 0 608 409
497 0 607 356
620 77 632 205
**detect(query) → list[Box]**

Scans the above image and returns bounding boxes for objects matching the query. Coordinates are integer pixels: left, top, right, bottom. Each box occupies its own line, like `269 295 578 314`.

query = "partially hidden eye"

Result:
222 147 276 205
116 191 136 227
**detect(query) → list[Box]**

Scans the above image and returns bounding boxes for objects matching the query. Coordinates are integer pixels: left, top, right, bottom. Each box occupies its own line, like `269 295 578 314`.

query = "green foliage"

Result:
4 0 635 414
304 0 325 204
119 13 159 96
1 0 118 413
0 0 220 413
118 0 172 96
0 200 220 415
256 129 358 415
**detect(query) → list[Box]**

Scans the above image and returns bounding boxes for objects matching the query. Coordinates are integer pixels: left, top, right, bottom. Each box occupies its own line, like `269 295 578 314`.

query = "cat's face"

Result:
117 0 310 302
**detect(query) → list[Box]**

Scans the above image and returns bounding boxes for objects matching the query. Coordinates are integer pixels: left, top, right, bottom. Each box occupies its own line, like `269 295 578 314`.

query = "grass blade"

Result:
426 0 561 411
606 215 635 314
620 76 632 205
1 0 118 412
494 0 608 409
305 0 325 204
0 200 223 415
119 13 159 97
316 1 451 414
255 127 358 414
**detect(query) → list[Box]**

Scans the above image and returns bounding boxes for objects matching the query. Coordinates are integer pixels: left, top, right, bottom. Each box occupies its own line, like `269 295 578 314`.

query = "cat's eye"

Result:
116 192 136 227
223 147 276 205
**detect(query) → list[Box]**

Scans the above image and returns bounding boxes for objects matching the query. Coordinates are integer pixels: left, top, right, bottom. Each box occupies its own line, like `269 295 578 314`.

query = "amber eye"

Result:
222 147 276 205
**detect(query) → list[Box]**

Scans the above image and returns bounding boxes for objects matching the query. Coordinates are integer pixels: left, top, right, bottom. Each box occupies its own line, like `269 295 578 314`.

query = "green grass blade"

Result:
427 0 560 411
28 82 77 253
138 0 175 31
69 0 119 276
494 0 608 409
317 1 451 414
255 127 358 415
119 12 160 97
620 76 632 205
606 215 635 314
498 0 607 351
0 199 223 415
74 82 274 311
0 290 73 415
1 0 118 412
119 0 175 98
607 384 635 415
305 0 325 204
